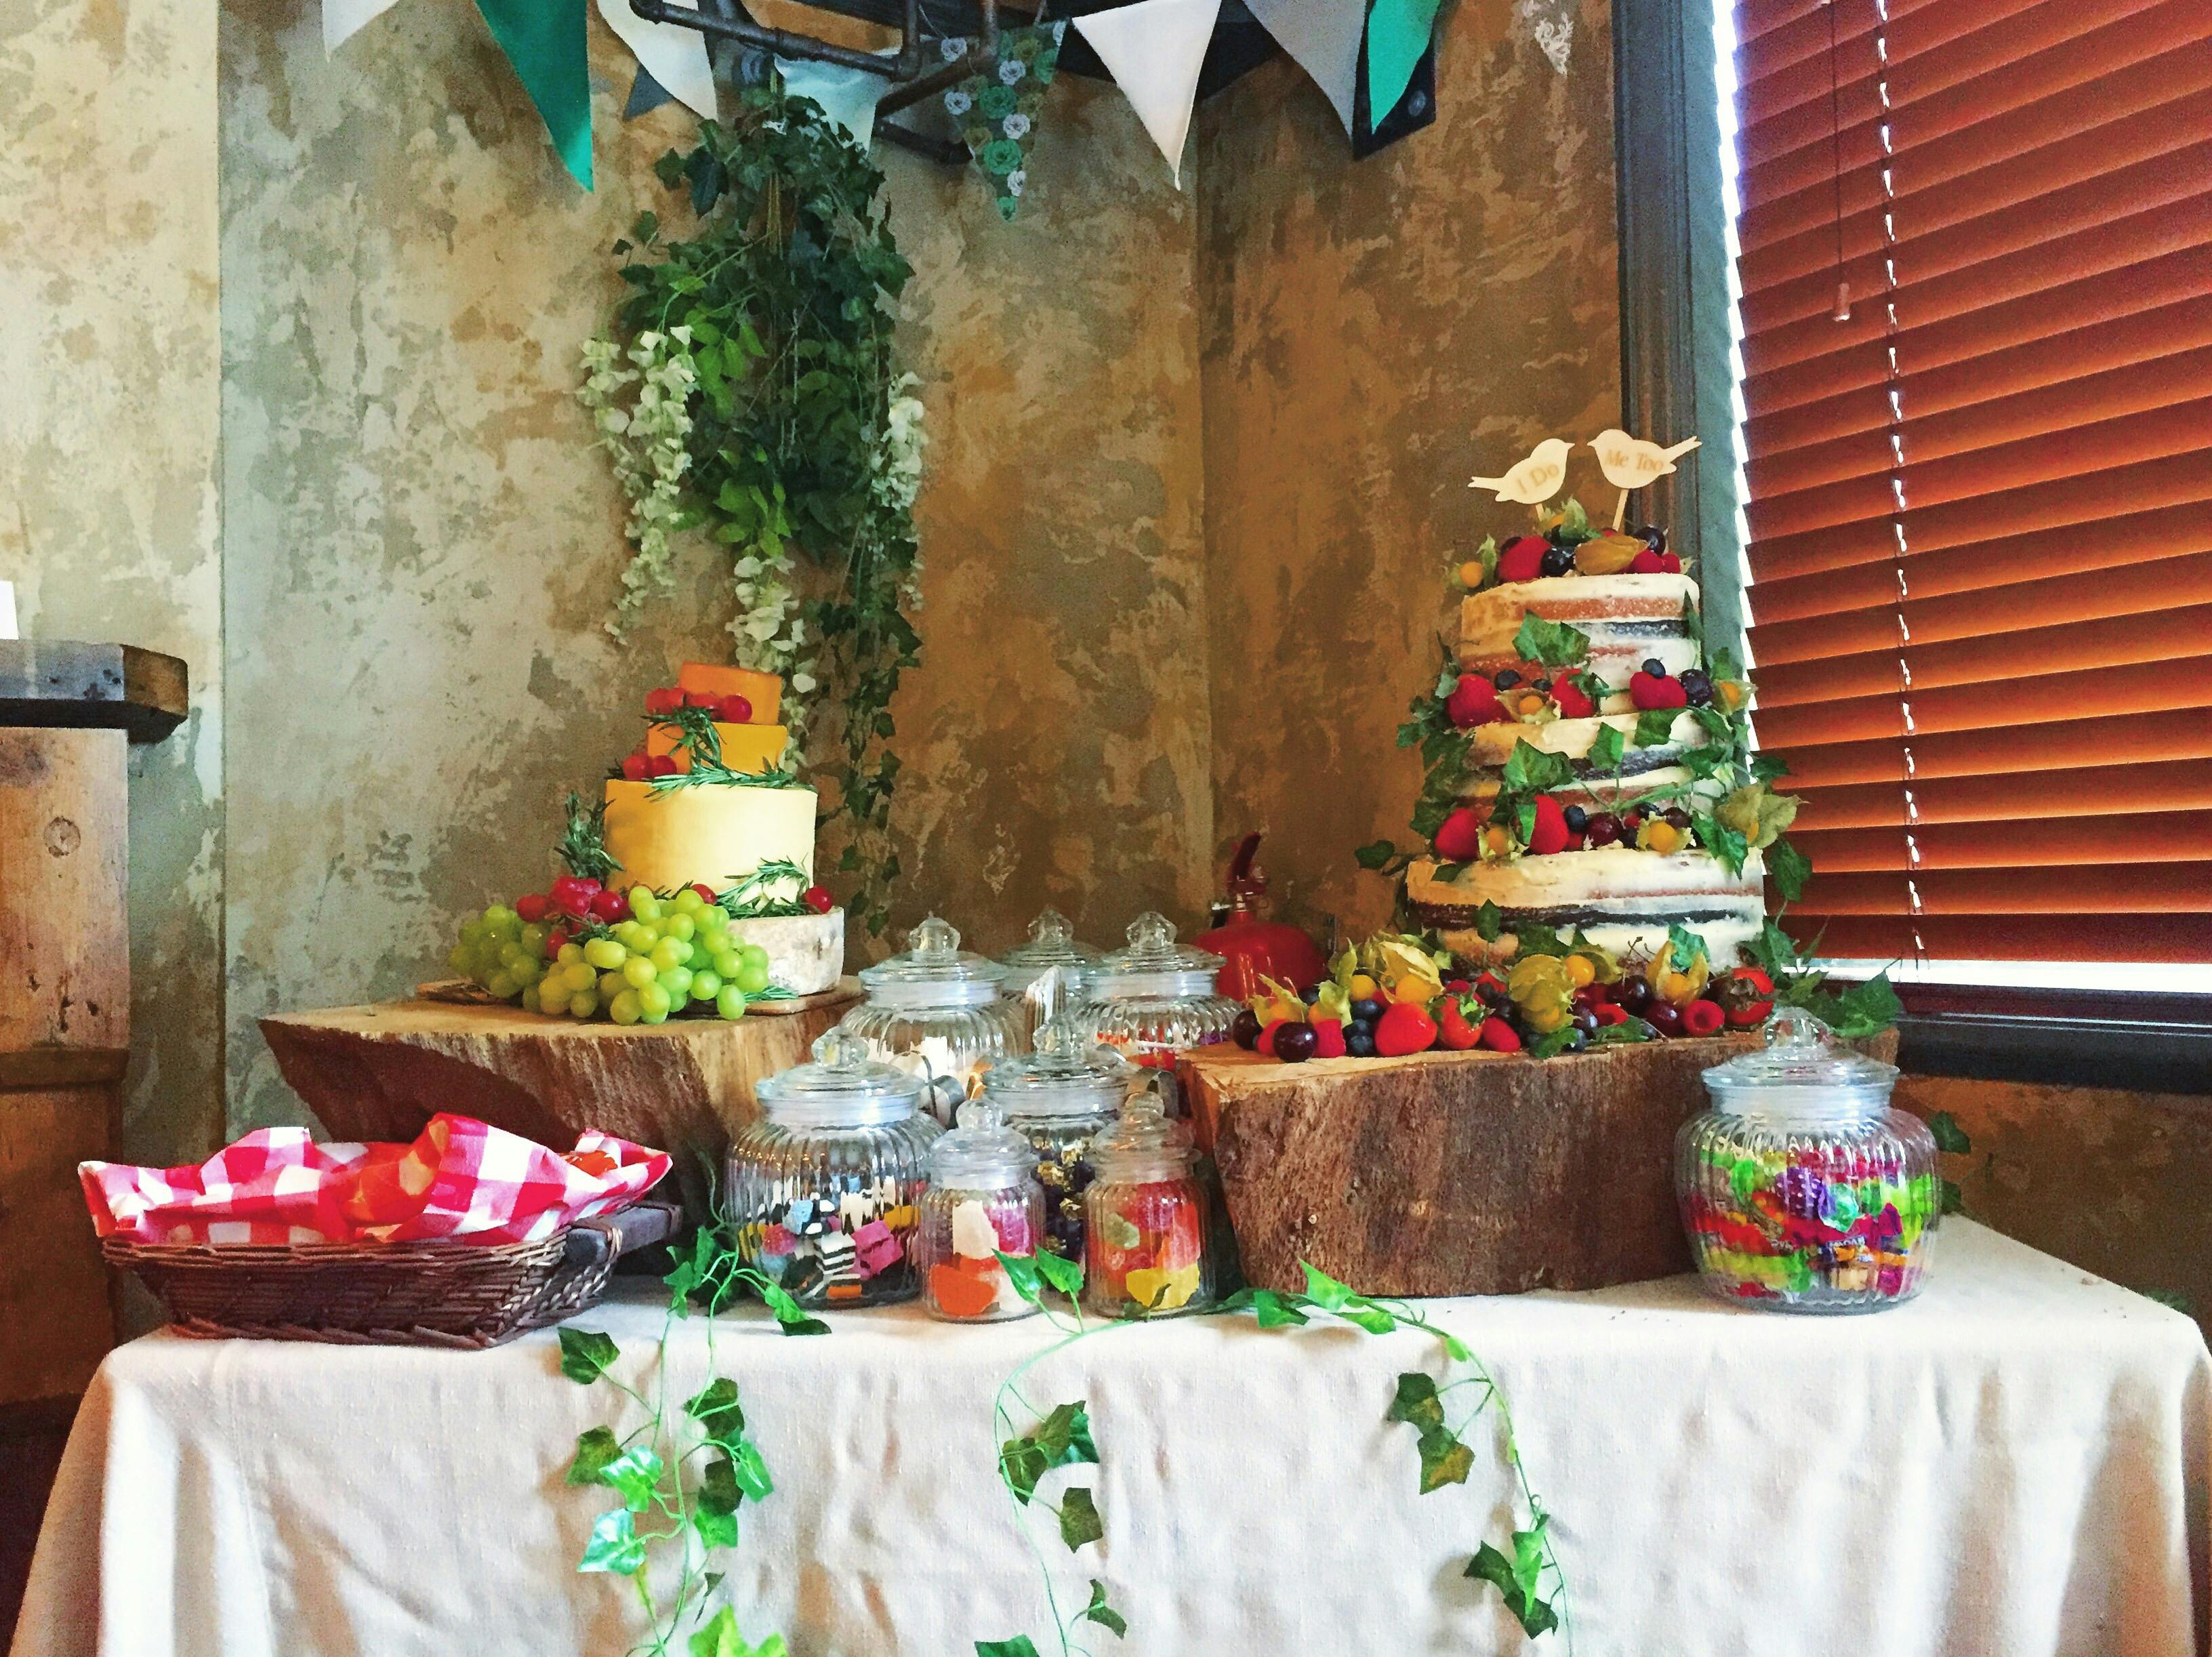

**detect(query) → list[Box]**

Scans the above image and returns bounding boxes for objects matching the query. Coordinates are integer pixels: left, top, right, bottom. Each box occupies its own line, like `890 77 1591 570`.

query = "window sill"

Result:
1893 988 2212 1097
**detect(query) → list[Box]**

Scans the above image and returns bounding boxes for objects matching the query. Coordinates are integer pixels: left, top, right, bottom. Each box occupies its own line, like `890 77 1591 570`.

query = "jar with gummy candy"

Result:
983 1006 1133 1265
914 1099 1046 1323
1082 1090 1210 1320
729 1029 941 1309
1677 1007 1936 1312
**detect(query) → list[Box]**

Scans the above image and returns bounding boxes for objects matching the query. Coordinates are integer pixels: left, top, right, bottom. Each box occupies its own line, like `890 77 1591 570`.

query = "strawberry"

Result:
589 888 631 924
1656 551 1682 573
1591 1002 1630 1027
684 689 718 709
1374 1000 1439 1057
1717 966 1776 1027
1496 535 1549 584
1682 998 1726 1037
643 687 683 716
1446 674 1508 727
1433 807 1486 862
802 884 835 914
717 695 754 724
1477 1017 1523 1052
1310 1019 1347 1059
1528 796 1571 856
1437 998 1482 1050
514 893 550 923
1551 678 1596 718
621 750 652 782
1628 548 1666 575
1629 670 1687 712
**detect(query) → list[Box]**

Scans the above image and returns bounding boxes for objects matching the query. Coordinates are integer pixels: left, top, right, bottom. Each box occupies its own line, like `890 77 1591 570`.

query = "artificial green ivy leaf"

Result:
1752 751 1791 784
686 1377 745 1441
1079 1580 1128 1639
1513 921 1572 959
1248 1289 1310 1328
995 1251 1044 1305
728 1439 774 1502
1632 709 1681 749
1033 1402 1099 1468
559 1328 619 1385
1665 924 1711 977
1528 1026 1578 1059
1502 741 1575 796
1516 801 1538 844
1694 813 1750 878
1058 1486 1105 1551
693 1502 740 1550
1387 1372 1446 1433
1821 971 1902 1040
1511 612 1591 669
1032 1249 1085 1298
567 1426 621 1487
1927 1111 1971 1155
975 1640 1044 1657
1553 497 1595 542
596 1444 666 1513
1767 836 1812 903
1940 1178 1965 1215
1586 723 1626 773
1682 594 1704 653
1338 1301 1399 1335
578 1507 647 1575
1416 1427 1475 1494
688 1605 787 1657
1299 1261 1355 1311
1356 838 1403 871
1588 1019 1654 1048
1475 900 1504 943
749 1275 832 1335
1000 1440 1048 1507
1466 1536 1561 1637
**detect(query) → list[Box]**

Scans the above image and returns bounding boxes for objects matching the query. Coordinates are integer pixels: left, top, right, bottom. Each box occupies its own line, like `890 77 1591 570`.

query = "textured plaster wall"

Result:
1 0 226 1165
218 2 1206 1131
1194 0 1622 945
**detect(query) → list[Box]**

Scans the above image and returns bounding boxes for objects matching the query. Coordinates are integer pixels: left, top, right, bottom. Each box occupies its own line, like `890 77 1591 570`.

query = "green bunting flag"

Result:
1365 0 1441 125
476 0 594 189
943 22 1065 221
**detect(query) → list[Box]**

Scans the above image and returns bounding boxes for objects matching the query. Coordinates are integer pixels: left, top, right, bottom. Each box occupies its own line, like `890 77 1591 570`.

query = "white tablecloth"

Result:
13 1221 2210 1657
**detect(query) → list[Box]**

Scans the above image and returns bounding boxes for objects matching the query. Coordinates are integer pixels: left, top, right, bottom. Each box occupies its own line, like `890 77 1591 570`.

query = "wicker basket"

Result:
104 1202 679 1349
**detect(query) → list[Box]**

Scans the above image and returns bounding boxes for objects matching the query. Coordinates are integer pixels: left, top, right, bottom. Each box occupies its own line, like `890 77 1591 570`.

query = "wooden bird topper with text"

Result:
1467 438 1572 505
1591 428 1702 528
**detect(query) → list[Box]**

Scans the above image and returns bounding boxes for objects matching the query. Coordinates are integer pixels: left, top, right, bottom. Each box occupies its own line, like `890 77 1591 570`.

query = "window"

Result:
1717 0 2212 994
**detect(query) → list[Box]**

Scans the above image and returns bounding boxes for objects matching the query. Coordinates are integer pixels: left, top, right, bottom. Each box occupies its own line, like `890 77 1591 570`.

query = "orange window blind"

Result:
1727 0 2212 965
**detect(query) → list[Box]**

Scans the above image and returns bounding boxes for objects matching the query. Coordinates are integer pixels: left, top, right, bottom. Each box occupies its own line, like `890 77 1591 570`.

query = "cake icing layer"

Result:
676 664 782 724
1468 710 1704 771
645 721 790 775
1460 573 1701 684
1407 846 1763 966
602 780 817 894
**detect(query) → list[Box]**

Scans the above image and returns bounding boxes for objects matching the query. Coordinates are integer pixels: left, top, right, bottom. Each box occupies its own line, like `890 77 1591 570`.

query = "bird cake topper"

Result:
1591 428 1701 528
1467 438 1572 506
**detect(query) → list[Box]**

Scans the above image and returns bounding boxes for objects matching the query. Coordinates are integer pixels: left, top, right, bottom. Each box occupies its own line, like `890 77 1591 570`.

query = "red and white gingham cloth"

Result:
81 1114 672 1247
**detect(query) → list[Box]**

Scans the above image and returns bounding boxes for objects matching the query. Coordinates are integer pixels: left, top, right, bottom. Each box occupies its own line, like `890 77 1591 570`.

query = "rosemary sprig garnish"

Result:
716 859 815 919
555 792 619 884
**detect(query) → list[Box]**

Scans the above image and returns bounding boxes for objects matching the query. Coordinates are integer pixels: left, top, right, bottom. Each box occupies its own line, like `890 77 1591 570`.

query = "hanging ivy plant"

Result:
581 86 926 936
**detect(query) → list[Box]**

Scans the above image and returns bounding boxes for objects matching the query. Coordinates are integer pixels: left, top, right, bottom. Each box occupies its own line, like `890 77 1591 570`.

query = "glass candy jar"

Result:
1676 1008 1936 1313
1076 913 1242 1105
914 1100 1046 1323
983 1015 1134 1264
1082 1092 1210 1320
729 1029 941 1309
997 909 1104 1042
840 917 1027 1126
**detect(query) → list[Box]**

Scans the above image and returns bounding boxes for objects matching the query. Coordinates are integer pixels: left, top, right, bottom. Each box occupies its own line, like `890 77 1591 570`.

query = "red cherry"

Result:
1528 796 1571 856
1656 551 1683 574
716 695 754 724
1310 1019 1347 1059
514 892 550 923
1433 807 1486 862
589 888 631 924
1551 678 1595 719
1645 1002 1685 1037
689 882 717 903
649 754 682 777
683 689 718 709
1629 671 1687 712
620 751 651 783
1477 1017 1523 1052
1496 535 1549 584
1592 1003 1630 1027
802 884 835 915
1446 674 1507 728
1628 548 1666 575
643 687 682 716
1682 998 1727 1037
1374 1001 1439 1057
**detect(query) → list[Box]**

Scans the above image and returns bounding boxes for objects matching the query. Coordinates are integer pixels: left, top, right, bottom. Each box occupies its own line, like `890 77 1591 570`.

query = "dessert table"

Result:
13 1221 2209 1657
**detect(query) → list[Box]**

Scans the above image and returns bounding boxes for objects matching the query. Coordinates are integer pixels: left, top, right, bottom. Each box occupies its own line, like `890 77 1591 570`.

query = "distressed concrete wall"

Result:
1193 0 1622 944
0 0 226 1166
218 4 1206 1130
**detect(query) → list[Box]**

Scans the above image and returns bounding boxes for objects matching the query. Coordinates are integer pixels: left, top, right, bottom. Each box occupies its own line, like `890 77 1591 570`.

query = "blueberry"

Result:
1642 657 1666 678
1563 804 1589 834
1679 670 1714 705
1560 1027 1589 1052
1572 1008 1599 1034
1635 524 1667 554
1300 983 1322 1006
1494 669 1521 690
1350 997 1383 1021
1531 678 1553 694
1540 544 1575 577
1664 806 1692 830
1345 1025 1377 1057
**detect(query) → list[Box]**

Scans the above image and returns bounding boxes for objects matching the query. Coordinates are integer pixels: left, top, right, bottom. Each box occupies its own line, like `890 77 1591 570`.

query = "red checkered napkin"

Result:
81 1114 671 1247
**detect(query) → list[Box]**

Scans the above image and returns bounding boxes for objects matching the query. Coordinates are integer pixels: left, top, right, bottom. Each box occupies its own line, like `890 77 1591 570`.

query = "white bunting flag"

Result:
324 0 402 52
596 0 718 121
1243 0 1361 136
1073 0 1223 188
777 52 899 148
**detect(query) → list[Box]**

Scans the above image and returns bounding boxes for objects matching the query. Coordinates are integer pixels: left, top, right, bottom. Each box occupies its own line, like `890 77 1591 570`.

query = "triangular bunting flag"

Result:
1244 0 1361 136
1073 0 1223 188
476 0 594 188
779 52 897 147
1366 0 1442 125
943 21 1065 220
324 0 402 52
626 64 678 119
598 0 716 122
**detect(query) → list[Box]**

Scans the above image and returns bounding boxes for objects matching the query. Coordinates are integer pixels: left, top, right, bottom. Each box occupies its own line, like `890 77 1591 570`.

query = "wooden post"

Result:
0 643 186 1408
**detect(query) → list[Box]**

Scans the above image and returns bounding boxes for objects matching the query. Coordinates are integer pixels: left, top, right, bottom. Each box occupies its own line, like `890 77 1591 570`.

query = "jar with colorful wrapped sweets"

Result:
983 1008 1132 1264
1082 1089 1210 1320
914 1099 1046 1323
1677 1007 1936 1312
840 916 1026 1126
1075 912 1240 1114
728 1029 941 1309
996 908 1104 1042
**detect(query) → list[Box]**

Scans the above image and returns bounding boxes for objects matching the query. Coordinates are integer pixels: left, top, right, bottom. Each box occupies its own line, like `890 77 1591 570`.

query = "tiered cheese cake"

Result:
601 663 844 994
1397 510 1797 972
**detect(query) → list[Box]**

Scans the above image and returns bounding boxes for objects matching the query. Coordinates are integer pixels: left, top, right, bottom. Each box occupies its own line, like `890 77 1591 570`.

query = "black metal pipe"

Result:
629 0 920 79
876 121 970 163
876 0 991 113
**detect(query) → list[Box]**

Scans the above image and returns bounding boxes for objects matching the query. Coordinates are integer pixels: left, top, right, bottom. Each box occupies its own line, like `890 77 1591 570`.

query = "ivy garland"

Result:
581 87 926 937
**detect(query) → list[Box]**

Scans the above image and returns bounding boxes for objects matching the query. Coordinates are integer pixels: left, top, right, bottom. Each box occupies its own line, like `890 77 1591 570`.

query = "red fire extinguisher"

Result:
1193 833 1327 1000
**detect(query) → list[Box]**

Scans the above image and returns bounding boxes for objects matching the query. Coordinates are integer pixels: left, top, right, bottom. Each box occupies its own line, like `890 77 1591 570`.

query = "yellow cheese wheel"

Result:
601 780 817 894
645 721 790 775
675 664 782 726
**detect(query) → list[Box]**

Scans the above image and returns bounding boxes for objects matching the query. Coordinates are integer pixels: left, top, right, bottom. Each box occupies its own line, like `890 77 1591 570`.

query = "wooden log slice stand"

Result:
261 985 861 1220
1181 1027 1900 1298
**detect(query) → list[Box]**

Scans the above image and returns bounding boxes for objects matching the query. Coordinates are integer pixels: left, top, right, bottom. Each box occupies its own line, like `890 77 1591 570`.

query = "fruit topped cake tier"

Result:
1370 494 1808 981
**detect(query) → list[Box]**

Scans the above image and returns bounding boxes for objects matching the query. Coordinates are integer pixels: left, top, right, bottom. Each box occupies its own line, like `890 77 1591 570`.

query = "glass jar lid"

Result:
998 908 1103 992
858 916 1008 1009
1088 1087 1193 1181
756 1028 930 1126
929 1097 1036 1187
1701 1006 1900 1120
1087 912 1225 1002
983 1016 1132 1120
